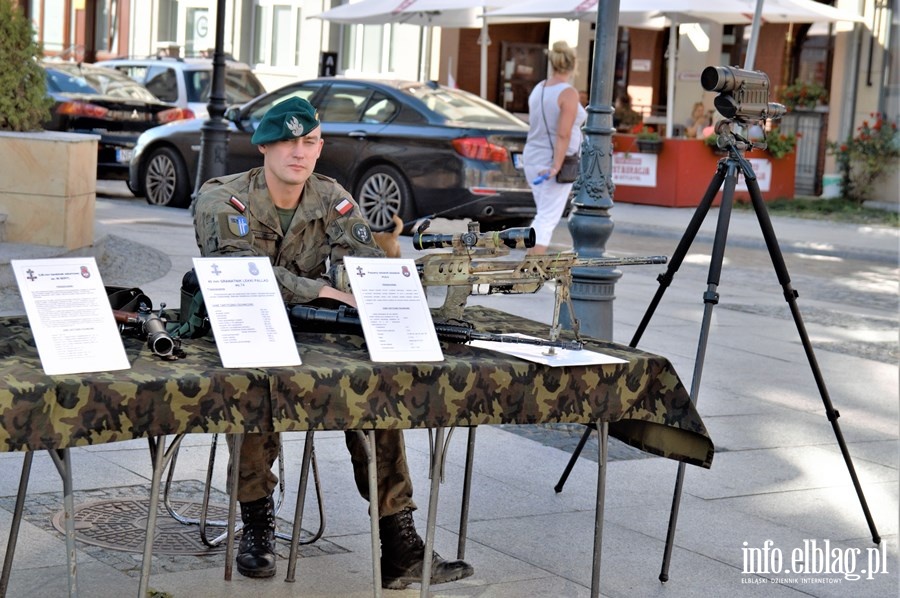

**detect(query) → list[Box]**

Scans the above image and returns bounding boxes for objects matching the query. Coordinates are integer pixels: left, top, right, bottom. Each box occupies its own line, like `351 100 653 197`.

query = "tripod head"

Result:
701 65 787 157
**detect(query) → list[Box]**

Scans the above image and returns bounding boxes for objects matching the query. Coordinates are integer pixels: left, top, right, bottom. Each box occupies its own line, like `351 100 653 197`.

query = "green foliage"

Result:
0 0 52 131
763 126 797 159
779 79 828 111
827 113 900 205
635 126 660 141
735 197 898 227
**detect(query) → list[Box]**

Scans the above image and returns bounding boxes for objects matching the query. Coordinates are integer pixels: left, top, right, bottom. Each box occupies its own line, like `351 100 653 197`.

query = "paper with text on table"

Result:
343 256 443 362
11 257 130 375
192 257 301 368
468 334 628 367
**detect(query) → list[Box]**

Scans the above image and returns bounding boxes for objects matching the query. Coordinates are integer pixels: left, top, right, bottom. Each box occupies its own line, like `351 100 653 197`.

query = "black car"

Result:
42 61 192 180
129 78 535 231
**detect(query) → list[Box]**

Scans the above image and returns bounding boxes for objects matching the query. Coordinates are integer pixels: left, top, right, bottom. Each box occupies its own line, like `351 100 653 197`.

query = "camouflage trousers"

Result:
227 430 416 518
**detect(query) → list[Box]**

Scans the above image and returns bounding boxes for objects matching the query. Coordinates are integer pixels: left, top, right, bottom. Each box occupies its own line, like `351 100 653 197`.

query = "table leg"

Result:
420 426 445 598
590 422 608 598
0 452 34 596
457 426 476 560
224 434 242 581
48 449 77 598
138 436 170 597
354 430 382 598
285 430 316 582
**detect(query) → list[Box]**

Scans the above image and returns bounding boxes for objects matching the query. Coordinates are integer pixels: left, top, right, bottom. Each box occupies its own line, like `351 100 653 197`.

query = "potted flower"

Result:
763 127 798 159
704 132 726 154
779 79 828 111
636 126 663 154
0 0 97 249
827 113 900 205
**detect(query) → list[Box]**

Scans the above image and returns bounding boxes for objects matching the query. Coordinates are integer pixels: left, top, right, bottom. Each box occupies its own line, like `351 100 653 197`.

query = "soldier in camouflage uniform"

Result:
192 97 473 588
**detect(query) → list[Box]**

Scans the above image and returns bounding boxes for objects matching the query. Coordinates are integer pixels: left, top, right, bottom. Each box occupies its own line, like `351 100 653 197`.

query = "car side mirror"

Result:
224 106 241 122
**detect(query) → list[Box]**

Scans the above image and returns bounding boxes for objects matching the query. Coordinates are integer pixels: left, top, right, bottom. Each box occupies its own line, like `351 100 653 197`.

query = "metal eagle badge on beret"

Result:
286 115 304 137
226 214 249 237
351 222 373 244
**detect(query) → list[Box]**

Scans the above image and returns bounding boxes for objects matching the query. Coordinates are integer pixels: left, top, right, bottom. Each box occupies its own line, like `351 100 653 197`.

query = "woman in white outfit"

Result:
523 40 587 255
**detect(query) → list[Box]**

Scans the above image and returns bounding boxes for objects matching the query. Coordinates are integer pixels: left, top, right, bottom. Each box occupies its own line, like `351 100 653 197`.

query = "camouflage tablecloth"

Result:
0 308 713 467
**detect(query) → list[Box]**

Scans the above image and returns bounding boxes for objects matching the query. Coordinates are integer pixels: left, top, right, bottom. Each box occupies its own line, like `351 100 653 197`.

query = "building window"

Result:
340 22 419 78
253 1 303 68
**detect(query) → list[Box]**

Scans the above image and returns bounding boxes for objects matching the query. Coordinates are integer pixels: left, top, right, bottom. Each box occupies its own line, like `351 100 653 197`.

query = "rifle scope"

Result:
413 227 535 251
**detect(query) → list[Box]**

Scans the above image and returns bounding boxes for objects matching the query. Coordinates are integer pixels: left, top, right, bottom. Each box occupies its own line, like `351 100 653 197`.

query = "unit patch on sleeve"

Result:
351 222 373 244
225 214 250 237
335 198 353 215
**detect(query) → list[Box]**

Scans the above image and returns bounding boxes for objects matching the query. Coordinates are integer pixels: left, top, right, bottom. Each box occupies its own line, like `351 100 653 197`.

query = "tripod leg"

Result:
660 159 741 582
744 175 881 544
552 161 730 495
554 424 594 493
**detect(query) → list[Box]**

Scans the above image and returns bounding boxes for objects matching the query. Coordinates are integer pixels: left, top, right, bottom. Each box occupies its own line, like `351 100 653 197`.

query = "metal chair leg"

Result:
159 432 326 548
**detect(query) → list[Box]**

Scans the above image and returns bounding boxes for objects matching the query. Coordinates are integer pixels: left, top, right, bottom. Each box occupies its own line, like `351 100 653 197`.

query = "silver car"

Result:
95 56 266 119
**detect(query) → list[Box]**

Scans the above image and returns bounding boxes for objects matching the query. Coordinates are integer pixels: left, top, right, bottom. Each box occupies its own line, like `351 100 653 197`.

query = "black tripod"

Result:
554 123 881 581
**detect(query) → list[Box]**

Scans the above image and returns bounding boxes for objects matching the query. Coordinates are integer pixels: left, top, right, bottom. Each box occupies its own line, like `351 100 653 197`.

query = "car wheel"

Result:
143 146 191 208
354 164 414 232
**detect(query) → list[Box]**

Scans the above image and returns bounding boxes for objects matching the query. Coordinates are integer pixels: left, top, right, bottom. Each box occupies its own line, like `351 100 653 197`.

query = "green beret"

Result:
251 97 320 145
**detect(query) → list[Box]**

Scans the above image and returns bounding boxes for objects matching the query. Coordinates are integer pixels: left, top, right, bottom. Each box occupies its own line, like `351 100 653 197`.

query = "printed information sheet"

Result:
468 334 628 367
343 256 443 362
193 257 301 368
12 257 130 375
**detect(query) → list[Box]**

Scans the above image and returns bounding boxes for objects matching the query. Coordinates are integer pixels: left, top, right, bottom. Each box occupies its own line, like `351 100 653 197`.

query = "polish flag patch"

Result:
229 195 246 213
335 198 353 215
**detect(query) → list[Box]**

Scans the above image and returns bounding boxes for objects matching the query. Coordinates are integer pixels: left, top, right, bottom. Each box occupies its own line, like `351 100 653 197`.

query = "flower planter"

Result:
636 139 663 154
611 136 796 207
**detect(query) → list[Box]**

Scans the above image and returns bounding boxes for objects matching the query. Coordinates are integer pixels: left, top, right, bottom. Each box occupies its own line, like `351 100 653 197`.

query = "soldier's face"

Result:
259 133 324 186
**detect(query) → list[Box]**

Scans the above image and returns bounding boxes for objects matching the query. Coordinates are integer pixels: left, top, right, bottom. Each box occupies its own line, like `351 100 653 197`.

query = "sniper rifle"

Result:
331 220 667 343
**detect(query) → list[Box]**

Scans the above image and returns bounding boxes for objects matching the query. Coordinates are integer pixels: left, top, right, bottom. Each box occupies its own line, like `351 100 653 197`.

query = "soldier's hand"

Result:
318 286 356 308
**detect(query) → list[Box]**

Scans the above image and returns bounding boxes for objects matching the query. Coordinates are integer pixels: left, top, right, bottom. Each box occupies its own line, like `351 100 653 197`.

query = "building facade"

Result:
20 0 898 201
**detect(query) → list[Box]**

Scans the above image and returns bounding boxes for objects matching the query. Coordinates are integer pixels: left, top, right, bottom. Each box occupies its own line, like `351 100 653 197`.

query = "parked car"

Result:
42 60 193 180
128 78 535 231
94 56 266 119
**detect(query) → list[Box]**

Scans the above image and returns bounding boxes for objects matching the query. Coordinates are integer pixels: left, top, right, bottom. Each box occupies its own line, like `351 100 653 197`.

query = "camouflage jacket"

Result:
193 167 384 304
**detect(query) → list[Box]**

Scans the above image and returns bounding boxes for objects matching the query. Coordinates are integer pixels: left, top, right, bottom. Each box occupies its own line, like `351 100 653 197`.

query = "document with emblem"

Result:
343 256 443 362
12 257 131 375
192 256 302 368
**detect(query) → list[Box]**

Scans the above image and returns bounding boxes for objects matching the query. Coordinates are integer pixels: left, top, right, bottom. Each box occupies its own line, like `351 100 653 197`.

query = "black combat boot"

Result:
379 507 474 589
236 495 276 578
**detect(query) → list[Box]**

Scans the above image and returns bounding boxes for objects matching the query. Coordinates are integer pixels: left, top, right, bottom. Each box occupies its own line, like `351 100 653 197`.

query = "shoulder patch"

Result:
351 222 373 245
225 214 250 237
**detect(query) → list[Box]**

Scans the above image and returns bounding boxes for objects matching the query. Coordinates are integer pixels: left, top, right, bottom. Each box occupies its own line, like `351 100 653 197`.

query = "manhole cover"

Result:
53 498 236 555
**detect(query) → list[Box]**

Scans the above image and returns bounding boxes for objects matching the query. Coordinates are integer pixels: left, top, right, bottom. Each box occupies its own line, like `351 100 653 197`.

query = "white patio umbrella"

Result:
310 0 518 98
487 0 864 135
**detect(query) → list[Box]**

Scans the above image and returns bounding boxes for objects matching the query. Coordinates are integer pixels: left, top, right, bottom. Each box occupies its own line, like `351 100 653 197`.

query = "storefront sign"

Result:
612 152 658 187
736 158 772 192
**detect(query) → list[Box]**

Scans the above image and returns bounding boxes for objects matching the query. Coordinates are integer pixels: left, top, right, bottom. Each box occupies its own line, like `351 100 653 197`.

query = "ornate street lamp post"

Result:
565 0 621 340
193 0 229 198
